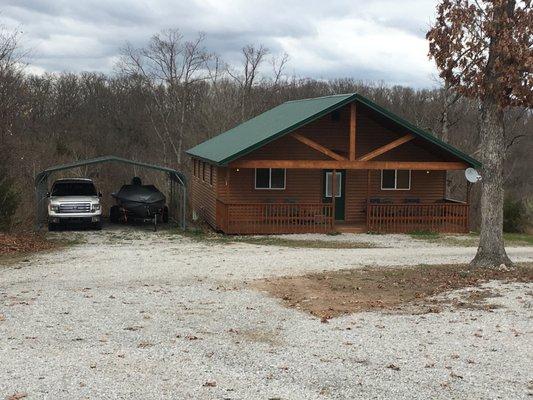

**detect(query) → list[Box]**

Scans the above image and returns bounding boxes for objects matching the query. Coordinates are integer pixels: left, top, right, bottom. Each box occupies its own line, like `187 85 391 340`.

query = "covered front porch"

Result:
216 198 469 235
216 162 470 235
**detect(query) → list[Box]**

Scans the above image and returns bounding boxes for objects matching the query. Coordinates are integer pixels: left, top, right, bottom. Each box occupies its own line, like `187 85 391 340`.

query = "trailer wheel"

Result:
110 205 120 223
162 206 169 223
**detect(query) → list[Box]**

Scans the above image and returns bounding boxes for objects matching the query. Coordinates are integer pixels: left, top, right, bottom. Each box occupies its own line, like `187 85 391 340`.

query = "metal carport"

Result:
35 155 187 230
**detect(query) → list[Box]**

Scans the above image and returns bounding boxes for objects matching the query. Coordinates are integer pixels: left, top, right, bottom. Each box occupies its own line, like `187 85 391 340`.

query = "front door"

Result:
323 170 345 221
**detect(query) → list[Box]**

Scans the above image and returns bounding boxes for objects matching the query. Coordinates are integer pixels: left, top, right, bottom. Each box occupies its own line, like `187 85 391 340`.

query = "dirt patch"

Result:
254 263 533 318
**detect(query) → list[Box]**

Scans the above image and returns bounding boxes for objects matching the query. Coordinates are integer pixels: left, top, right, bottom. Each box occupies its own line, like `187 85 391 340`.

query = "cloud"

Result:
0 0 440 87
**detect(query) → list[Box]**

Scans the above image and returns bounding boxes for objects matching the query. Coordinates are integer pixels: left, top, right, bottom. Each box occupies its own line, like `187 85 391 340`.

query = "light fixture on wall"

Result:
426 170 430 174
235 168 240 172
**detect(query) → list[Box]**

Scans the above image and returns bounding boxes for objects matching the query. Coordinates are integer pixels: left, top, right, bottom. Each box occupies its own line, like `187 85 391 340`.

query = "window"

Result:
51 181 97 196
209 165 213 185
202 162 206 181
381 169 411 190
331 110 341 122
325 172 342 197
255 168 286 190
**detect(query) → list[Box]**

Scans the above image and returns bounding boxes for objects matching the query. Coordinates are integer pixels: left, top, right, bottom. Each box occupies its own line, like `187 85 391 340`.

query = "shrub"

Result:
0 168 19 231
503 198 527 233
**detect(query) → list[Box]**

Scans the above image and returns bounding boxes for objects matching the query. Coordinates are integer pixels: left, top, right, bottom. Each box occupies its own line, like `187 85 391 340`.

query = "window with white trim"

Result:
255 168 286 190
325 172 342 198
381 169 411 190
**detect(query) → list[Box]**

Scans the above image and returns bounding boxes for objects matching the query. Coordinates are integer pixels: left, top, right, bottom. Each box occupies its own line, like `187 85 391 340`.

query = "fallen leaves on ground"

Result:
0 233 57 256
6 393 28 400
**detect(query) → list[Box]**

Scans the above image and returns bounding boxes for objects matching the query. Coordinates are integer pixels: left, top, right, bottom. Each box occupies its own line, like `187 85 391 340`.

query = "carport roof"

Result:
35 155 186 185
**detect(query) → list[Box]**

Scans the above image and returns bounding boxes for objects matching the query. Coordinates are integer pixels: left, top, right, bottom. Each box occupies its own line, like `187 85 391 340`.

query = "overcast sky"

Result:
1 0 442 87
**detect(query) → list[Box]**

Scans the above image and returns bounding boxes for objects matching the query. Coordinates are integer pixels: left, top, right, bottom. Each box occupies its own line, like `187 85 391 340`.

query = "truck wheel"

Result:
162 206 169 223
48 223 57 232
92 222 102 231
110 206 119 223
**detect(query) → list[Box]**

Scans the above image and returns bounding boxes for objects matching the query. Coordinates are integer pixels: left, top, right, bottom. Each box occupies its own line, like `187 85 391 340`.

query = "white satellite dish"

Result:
465 168 482 183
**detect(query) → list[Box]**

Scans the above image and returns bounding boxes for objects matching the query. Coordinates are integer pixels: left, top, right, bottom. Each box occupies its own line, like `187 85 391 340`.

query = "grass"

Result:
408 230 441 240
231 237 377 249
409 231 533 247
173 228 378 249
503 233 533 246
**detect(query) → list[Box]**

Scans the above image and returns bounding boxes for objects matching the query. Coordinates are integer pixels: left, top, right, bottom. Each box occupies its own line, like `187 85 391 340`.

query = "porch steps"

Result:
335 224 367 234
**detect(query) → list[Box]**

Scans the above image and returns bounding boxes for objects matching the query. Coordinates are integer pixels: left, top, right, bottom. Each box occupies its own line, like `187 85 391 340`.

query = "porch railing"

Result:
217 200 333 234
367 202 469 233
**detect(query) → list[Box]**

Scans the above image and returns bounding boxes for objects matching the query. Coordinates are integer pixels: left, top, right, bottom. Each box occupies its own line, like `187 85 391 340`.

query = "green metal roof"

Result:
186 93 480 168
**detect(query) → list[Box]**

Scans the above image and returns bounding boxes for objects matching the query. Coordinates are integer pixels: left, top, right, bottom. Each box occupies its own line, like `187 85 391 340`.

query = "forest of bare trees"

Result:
1 27 531 230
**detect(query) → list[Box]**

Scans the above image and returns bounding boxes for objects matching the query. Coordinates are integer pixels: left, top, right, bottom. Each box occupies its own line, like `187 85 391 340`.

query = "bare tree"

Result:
227 44 269 118
118 29 213 166
0 25 24 73
427 0 532 268
271 52 290 86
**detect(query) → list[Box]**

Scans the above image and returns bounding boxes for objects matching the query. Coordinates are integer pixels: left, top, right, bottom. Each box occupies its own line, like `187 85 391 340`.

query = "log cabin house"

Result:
186 93 480 234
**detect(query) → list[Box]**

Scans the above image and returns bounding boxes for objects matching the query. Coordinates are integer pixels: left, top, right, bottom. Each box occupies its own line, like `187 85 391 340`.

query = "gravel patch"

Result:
0 228 532 399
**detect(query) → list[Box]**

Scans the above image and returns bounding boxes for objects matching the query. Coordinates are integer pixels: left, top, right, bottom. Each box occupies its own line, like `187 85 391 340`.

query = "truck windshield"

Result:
51 182 97 196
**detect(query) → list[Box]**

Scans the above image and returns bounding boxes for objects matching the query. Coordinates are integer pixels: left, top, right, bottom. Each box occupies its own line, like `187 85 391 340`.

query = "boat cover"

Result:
113 185 166 205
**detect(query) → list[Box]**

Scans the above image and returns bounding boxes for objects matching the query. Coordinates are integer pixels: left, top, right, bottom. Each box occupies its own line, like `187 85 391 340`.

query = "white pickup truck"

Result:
47 178 102 231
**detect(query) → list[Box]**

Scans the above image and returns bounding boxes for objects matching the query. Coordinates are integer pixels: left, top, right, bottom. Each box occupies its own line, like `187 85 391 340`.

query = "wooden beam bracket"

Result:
291 132 347 161
358 134 415 161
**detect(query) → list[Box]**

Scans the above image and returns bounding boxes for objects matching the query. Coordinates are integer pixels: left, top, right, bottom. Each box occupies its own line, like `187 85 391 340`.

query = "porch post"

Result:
331 169 337 230
366 169 370 229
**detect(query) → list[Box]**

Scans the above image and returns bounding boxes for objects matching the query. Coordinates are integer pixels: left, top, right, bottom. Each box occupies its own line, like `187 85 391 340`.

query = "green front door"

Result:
323 170 346 221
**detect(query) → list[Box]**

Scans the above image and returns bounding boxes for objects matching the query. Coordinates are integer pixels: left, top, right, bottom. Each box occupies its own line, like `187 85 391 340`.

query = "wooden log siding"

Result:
367 202 469 233
191 159 218 228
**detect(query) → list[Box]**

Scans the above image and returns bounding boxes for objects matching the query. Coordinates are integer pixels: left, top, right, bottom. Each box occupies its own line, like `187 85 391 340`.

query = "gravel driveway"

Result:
1 228 532 399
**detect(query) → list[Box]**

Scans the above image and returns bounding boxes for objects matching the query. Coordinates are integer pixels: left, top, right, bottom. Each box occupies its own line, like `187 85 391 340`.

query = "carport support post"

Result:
181 185 187 230
35 174 48 230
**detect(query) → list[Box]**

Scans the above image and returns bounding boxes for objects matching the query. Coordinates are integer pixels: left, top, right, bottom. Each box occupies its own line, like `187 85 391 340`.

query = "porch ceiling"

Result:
228 160 469 170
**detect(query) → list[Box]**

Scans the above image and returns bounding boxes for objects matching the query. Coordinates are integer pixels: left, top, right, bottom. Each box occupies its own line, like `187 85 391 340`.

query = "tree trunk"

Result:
470 99 512 268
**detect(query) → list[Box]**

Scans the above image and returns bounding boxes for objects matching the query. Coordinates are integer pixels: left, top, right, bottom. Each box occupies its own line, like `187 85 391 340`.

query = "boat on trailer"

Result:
110 178 168 230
